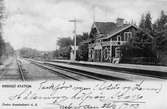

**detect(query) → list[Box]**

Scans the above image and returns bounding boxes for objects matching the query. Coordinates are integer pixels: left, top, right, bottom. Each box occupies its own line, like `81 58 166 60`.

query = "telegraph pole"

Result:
69 18 82 61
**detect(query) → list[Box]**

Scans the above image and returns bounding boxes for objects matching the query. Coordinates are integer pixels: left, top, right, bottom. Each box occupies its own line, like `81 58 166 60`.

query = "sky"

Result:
2 0 167 51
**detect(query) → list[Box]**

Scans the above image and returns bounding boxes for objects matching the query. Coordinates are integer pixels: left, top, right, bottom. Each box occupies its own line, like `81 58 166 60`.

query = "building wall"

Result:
88 26 138 63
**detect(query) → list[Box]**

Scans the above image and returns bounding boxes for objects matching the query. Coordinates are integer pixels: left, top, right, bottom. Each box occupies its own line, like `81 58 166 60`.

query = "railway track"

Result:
22 58 164 81
0 58 27 81
31 62 82 81
16 59 26 81
28 59 125 81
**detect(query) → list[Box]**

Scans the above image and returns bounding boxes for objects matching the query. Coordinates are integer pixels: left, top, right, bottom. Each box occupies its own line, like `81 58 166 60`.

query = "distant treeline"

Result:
18 33 89 61
17 48 52 61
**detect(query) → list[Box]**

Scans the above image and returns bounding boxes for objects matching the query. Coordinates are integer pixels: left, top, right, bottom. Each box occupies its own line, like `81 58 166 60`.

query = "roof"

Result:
94 22 131 38
87 22 154 42
98 24 154 40
94 22 117 34
100 24 134 40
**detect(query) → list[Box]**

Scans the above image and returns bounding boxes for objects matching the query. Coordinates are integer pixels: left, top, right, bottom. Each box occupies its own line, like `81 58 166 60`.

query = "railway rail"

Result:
28 59 125 81
50 60 167 79
26 59 162 81
31 61 83 81
16 59 26 81
0 58 27 81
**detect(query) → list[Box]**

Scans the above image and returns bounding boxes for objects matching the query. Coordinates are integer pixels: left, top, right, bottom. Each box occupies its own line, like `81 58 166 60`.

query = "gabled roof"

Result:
94 22 117 34
93 22 131 38
100 24 134 40
89 22 153 42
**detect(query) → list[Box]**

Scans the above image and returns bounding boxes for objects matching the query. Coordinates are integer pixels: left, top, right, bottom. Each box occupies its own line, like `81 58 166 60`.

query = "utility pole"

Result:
69 18 82 61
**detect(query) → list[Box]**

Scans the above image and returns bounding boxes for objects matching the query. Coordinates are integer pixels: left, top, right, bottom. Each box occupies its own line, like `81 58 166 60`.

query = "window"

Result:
117 35 121 41
103 47 110 60
128 32 132 39
115 47 121 58
124 32 127 41
103 48 107 59
124 32 132 41
90 49 93 58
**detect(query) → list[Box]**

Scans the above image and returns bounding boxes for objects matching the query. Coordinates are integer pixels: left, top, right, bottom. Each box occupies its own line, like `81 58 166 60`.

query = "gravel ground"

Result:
21 59 68 81
0 57 21 80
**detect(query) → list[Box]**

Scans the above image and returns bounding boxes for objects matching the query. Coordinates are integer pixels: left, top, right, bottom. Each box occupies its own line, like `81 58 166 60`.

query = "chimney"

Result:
116 18 124 26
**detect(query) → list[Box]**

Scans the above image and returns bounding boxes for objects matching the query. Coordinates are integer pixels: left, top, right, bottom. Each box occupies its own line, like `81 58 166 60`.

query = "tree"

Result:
54 33 89 60
139 14 145 29
76 33 89 61
77 43 88 61
121 30 154 57
153 10 167 64
18 47 43 59
153 11 167 32
139 12 153 34
0 0 5 60
120 28 156 64
56 37 73 59
57 37 73 48
76 33 89 45
145 12 152 33
122 13 154 60
0 35 5 57
4 43 14 57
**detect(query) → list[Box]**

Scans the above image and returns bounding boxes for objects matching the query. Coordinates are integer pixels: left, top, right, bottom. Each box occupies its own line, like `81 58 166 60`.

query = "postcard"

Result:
0 0 167 109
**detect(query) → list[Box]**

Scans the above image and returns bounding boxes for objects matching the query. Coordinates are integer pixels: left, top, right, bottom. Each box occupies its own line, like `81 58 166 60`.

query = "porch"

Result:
88 41 127 62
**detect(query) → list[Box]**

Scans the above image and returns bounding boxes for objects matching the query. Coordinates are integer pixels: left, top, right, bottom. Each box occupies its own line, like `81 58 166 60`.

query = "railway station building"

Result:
88 18 153 63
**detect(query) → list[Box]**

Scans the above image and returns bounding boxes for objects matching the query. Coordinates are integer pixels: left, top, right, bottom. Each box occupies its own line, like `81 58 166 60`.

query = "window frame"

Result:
124 32 132 41
117 35 121 41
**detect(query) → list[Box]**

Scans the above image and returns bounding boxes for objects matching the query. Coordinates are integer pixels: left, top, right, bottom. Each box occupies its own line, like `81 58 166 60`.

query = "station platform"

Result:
51 59 167 79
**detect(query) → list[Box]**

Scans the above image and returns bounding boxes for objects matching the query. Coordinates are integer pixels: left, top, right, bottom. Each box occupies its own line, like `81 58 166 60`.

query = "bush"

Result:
120 57 157 65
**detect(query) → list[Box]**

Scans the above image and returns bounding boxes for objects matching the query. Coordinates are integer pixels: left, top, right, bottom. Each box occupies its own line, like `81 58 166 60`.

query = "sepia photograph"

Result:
0 0 167 109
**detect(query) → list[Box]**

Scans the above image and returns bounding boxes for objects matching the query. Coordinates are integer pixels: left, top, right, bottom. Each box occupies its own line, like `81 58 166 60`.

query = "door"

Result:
115 47 121 58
